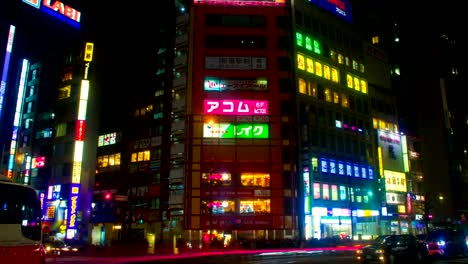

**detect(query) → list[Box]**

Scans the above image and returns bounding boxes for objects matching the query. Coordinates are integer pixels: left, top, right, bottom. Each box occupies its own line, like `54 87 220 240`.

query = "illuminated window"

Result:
324 88 332 102
339 186 347 200
313 39 321 54
363 195 369 203
299 78 307 94
108 155 115 166
55 123 67 137
296 32 304 47
306 58 314 74
313 183 320 199
341 94 348 108
297 54 305 70
360 80 368 94
57 85 71 100
338 54 344 64
372 36 379 44
356 195 362 203
322 184 329 200
309 81 317 97
352 60 358 70
213 200 235 214
338 162 345 175
114 153 121 165
354 77 360 91
240 173 270 187
330 49 336 61
202 172 232 187
331 185 338 201
329 160 336 174
333 92 339 104
359 64 365 73
132 150 151 162
345 56 350 66
305 36 312 51
321 159 328 173
131 153 137 162
323 64 331 80
315 61 322 77
331 68 339 83
346 74 353 89
240 199 270 214
311 157 318 172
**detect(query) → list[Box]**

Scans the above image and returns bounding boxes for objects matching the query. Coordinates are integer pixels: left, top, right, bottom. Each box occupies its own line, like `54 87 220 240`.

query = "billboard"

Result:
383 170 407 193
204 78 267 91
309 0 352 23
204 100 268 115
377 130 404 172
203 123 269 139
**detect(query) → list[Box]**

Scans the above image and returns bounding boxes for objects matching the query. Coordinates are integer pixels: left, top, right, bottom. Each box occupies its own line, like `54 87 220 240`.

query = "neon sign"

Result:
204 100 268 115
203 123 269 139
309 0 352 23
204 78 267 91
194 0 285 6
0 25 15 123
22 0 81 26
66 184 80 239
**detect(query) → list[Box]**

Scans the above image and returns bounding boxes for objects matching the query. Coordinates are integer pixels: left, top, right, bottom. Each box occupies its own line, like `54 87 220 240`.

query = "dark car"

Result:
423 229 468 258
355 234 428 263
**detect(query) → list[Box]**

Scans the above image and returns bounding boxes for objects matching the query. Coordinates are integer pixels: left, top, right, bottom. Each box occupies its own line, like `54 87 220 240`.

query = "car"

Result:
423 229 468 258
355 234 428 263
43 240 79 256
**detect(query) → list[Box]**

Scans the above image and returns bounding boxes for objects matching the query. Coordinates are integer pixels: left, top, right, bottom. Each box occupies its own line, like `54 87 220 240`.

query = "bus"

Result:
0 175 46 264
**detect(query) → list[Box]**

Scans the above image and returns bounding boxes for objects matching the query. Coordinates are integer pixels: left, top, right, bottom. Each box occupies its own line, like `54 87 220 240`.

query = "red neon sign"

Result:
204 100 268 115
75 120 86 141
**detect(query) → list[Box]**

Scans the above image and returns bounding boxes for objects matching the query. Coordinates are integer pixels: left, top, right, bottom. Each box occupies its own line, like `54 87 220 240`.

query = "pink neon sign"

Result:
204 100 268 115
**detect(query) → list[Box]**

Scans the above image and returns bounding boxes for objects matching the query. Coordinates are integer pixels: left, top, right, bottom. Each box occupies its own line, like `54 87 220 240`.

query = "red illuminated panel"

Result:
75 120 86 141
34 156 46 168
204 100 268 115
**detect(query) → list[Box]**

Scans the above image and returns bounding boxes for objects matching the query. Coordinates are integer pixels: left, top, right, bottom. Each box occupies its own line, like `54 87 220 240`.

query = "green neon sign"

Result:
203 123 269 139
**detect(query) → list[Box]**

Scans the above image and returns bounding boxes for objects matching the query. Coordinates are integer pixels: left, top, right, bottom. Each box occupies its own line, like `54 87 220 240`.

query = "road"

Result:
47 250 468 264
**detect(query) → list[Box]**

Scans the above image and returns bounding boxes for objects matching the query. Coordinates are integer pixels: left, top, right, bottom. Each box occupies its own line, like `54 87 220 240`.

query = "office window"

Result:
299 78 307 94
339 186 347 200
313 183 321 199
322 184 329 200
331 185 338 201
240 199 270 214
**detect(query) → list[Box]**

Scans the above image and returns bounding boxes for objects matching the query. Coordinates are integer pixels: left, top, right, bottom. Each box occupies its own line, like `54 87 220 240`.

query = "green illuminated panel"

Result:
203 123 269 139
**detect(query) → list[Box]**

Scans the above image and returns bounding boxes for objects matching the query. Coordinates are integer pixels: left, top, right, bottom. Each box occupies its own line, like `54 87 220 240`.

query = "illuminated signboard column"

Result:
66 42 93 239
0 25 15 127
7 59 29 180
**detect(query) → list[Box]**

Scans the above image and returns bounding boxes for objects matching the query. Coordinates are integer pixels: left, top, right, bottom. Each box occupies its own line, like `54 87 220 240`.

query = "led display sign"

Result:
66 184 80 239
203 123 269 139
383 170 407 192
204 100 268 115
23 0 81 26
309 0 352 23
33 156 46 168
194 0 285 6
378 130 404 172
204 78 267 91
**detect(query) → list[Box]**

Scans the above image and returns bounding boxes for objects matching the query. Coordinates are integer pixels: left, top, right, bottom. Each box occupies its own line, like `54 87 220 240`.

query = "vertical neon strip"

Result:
0 25 16 123
7 59 28 179
24 155 31 184
401 135 409 172
66 52 91 238
377 146 383 178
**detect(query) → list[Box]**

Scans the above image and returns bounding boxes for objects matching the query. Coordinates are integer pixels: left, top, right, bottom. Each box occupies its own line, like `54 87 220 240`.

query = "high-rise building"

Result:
0 0 97 242
104 0 400 249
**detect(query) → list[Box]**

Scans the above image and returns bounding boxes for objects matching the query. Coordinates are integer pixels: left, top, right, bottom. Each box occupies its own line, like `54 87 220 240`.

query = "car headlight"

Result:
375 249 385 254
356 249 363 254
437 240 446 246
46 246 51 251
72 248 78 252
62 247 70 251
